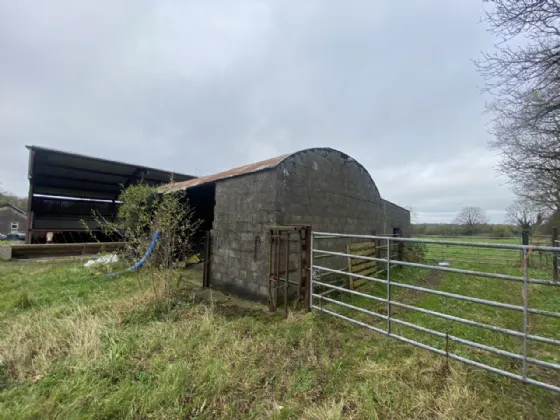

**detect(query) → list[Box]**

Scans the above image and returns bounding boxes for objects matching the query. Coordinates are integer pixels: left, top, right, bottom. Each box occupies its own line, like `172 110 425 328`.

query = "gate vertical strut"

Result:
386 236 391 334
268 225 311 314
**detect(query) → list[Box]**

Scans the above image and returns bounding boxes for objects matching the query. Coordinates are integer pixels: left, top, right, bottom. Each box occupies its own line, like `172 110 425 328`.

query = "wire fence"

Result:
413 234 558 273
310 232 560 393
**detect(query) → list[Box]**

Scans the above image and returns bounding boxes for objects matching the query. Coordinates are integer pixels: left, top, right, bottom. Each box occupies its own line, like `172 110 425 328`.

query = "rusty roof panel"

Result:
160 153 290 192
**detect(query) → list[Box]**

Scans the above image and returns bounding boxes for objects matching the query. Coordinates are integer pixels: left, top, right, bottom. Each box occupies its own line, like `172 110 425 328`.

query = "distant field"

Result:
415 236 554 269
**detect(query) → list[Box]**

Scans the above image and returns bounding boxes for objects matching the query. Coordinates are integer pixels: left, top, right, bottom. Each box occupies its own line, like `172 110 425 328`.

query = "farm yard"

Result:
1 237 559 419
3 0 560 418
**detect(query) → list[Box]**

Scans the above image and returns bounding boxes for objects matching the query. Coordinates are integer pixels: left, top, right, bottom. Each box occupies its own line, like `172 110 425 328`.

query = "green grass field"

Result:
324 240 559 376
419 236 554 269
0 248 559 419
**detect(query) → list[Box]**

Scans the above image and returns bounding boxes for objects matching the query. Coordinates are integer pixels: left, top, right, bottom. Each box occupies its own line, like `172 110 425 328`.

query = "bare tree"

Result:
505 198 543 235
476 1 560 210
406 205 419 224
453 206 489 235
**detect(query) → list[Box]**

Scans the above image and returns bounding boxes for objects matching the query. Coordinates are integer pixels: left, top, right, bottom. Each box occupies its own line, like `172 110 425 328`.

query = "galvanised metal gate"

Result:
310 232 560 393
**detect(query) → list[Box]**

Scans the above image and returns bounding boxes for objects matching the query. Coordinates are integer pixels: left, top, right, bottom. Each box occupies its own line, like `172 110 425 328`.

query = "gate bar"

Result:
386 237 391 334
313 278 560 346
313 232 560 253
312 305 560 393
314 264 560 318
313 249 559 286
313 294 560 372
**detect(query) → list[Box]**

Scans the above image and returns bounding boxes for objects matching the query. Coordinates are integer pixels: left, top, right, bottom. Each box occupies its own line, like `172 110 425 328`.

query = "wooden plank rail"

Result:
347 241 377 290
0 242 126 261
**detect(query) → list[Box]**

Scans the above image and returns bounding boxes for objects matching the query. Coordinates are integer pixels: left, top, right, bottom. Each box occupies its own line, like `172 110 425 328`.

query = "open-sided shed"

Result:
25 145 194 243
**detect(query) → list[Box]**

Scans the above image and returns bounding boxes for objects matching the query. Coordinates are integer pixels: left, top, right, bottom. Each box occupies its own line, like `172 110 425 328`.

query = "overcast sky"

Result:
0 1 514 223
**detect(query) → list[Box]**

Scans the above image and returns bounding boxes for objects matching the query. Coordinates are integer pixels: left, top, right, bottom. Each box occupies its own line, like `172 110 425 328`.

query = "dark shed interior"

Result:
25 145 195 243
182 183 216 253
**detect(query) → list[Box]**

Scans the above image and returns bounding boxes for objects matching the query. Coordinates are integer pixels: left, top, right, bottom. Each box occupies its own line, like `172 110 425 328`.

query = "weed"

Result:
12 291 34 310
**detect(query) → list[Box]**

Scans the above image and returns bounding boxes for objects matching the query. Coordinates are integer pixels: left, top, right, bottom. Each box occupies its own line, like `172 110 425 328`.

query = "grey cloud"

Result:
375 150 515 223
0 0 509 223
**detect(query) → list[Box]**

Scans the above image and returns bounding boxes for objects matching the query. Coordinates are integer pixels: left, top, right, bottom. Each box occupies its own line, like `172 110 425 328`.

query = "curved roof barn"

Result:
161 147 379 196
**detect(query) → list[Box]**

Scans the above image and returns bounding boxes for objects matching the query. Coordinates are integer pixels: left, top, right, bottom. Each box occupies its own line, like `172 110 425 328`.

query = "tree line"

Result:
414 203 552 238
413 223 520 238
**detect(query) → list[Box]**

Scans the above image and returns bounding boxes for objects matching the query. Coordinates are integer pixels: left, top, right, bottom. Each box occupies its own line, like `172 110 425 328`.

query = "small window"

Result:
11 222 18 230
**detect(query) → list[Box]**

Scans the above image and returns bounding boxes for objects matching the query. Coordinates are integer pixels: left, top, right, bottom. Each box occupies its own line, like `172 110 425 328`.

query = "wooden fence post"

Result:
346 244 354 290
203 231 211 287
396 229 404 261
552 227 558 281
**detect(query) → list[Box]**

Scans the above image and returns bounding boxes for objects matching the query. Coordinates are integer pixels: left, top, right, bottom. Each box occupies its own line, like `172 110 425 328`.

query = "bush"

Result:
491 224 513 238
404 242 427 262
91 182 200 308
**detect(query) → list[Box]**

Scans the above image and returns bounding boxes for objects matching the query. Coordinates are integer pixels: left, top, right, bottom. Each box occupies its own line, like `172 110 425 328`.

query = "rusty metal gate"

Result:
268 225 311 315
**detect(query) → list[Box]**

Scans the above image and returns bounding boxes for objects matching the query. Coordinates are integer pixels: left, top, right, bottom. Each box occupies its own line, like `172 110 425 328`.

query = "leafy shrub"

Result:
91 181 200 308
404 242 427 262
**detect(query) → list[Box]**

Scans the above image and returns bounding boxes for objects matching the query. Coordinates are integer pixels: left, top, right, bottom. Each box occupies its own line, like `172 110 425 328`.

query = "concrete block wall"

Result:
276 149 386 272
208 148 411 302
276 149 384 231
209 170 277 302
382 199 412 237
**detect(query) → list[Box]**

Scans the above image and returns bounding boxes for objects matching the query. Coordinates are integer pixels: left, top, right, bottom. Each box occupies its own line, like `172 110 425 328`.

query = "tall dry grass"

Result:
0 305 109 380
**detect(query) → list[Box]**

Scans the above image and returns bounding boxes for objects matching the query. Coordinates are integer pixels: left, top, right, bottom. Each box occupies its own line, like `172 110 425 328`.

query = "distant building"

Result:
0 203 27 235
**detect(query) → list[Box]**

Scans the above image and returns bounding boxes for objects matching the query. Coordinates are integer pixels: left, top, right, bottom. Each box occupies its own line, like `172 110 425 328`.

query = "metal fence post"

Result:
396 228 404 261
552 227 558 281
522 230 529 264
386 237 392 334
284 234 289 317
522 247 529 382
309 230 314 312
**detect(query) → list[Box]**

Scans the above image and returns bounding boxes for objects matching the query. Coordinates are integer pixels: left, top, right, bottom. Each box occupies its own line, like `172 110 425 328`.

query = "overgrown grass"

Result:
0 258 559 419
315 237 560 418
0 260 141 318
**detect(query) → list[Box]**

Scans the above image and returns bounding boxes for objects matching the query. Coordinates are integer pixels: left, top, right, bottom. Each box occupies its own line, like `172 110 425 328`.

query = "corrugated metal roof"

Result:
161 153 290 192
26 145 196 200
